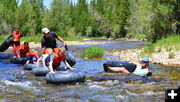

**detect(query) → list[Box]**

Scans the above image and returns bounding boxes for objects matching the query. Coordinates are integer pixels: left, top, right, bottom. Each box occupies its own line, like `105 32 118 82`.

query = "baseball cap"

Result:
42 28 50 34
141 57 149 62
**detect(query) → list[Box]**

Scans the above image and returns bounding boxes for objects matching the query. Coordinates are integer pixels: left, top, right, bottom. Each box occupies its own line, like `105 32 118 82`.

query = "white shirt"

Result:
133 65 149 76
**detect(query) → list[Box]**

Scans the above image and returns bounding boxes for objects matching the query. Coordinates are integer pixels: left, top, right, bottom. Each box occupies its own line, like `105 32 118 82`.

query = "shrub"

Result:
81 46 105 59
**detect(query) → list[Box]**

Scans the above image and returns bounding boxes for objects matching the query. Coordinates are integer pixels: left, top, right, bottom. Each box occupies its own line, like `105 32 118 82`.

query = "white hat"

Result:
42 28 50 34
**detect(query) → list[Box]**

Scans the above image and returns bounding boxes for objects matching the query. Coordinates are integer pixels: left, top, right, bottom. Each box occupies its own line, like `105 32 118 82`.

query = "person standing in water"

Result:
103 57 152 76
41 28 67 52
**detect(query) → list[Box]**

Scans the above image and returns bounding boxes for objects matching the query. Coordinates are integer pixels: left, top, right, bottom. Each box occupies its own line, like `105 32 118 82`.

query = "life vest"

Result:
13 30 21 41
42 49 52 55
18 44 30 57
52 48 66 66
27 52 39 59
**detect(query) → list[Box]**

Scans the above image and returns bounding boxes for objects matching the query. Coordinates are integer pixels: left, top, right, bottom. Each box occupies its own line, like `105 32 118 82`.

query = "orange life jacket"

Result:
27 52 39 59
18 44 30 57
42 49 52 55
52 48 66 66
13 30 21 41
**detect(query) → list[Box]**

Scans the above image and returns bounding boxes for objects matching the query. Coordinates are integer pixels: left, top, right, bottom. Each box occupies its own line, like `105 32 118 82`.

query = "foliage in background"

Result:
0 0 179 42
81 46 105 59
141 35 180 57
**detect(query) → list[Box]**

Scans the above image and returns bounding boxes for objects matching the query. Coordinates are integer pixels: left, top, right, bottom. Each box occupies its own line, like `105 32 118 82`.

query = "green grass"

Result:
141 35 180 56
81 46 105 59
0 35 105 44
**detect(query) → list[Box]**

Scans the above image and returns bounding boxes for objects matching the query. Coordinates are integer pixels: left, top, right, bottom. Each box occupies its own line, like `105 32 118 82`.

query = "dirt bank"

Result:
108 48 180 67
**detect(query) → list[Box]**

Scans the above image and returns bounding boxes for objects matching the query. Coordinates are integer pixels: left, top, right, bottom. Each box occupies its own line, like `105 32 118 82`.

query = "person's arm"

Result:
26 60 30 64
64 60 76 70
52 32 67 45
49 61 55 73
37 55 43 67
17 49 21 58
42 54 48 67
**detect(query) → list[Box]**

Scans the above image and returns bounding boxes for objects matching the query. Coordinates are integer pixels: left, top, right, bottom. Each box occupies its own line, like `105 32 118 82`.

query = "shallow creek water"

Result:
0 40 179 102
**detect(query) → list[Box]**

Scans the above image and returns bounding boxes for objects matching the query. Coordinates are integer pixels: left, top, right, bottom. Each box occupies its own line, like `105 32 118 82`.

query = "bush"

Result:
81 46 105 59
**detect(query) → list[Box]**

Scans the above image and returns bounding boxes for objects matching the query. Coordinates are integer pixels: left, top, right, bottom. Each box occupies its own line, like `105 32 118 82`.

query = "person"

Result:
16 42 30 58
44 46 75 73
37 48 53 67
41 28 67 51
26 49 39 64
103 57 152 76
8 30 23 57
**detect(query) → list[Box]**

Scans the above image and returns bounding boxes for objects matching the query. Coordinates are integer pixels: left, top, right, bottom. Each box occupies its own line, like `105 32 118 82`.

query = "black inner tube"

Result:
11 57 30 64
0 37 13 52
46 71 86 84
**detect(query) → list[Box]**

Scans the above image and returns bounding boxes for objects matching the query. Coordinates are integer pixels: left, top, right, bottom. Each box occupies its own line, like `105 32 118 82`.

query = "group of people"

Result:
9 28 152 76
10 28 74 73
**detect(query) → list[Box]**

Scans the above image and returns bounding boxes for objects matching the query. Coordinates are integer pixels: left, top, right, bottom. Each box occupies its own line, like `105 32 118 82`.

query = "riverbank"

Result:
1 35 180 66
109 35 180 66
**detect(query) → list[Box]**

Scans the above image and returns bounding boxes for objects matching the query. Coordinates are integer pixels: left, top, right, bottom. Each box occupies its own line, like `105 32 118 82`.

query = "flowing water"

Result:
0 40 179 102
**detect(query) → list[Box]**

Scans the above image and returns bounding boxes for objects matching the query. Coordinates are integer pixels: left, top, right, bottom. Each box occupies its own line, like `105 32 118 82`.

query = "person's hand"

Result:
50 71 55 74
63 42 67 46
69 67 76 70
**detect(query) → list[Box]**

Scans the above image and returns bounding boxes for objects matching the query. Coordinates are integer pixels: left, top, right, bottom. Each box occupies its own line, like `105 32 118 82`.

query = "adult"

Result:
41 28 67 51
103 57 152 76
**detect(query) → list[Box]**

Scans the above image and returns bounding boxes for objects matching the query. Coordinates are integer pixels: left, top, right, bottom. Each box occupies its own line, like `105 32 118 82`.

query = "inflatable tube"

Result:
56 42 69 51
56 41 76 66
31 67 50 76
104 60 136 72
0 53 13 59
0 37 13 52
46 71 86 84
23 64 38 70
11 57 29 64
23 63 44 70
66 51 76 66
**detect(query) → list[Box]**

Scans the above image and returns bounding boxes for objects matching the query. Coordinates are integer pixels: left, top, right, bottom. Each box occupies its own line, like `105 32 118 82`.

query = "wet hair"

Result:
58 46 66 53
24 42 29 46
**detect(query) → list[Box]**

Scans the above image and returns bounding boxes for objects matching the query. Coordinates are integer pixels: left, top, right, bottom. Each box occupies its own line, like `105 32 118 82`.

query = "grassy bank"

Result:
141 35 180 57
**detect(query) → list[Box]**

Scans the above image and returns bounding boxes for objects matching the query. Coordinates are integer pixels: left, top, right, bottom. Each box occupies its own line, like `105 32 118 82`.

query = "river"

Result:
0 40 179 102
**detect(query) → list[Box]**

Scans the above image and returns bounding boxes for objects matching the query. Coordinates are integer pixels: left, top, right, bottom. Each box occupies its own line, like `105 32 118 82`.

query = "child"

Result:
45 46 75 73
8 30 23 57
16 42 30 58
26 49 39 64
37 48 53 67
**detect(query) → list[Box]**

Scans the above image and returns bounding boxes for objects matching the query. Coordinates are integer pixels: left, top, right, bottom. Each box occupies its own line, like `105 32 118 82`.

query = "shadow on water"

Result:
0 40 179 102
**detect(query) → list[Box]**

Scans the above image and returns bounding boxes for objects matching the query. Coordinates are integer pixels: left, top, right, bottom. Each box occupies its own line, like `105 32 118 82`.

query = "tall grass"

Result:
81 46 105 59
141 35 180 56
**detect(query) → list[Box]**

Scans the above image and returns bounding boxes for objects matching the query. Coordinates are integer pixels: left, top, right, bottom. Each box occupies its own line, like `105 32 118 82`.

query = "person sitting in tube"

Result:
103 57 152 76
43 46 75 73
36 48 53 67
16 42 30 58
26 49 39 64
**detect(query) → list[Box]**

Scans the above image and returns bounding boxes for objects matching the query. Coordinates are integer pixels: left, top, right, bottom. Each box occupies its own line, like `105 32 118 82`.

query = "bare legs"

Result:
107 66 130 74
